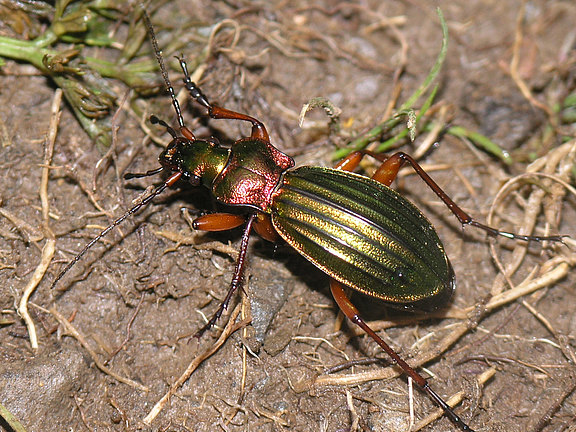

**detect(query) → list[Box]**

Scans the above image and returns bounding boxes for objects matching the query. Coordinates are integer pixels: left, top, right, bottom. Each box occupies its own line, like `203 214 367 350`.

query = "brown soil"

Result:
1 1 575 431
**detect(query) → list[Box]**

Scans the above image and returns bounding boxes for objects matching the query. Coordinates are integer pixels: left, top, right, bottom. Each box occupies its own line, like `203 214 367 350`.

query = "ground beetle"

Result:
51 11 564 432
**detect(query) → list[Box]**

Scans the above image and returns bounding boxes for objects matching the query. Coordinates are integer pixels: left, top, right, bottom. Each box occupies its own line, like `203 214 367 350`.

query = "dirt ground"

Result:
1 1 576 431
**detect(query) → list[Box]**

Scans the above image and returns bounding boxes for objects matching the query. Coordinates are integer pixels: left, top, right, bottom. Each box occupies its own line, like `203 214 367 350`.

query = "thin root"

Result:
17 88 61 349
48 306 149 392
143 304 249 425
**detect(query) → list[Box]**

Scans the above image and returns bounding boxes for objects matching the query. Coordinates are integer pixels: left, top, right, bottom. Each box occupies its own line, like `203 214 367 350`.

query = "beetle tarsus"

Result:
469 220 566 243
124 167 164 180
177 56 212 110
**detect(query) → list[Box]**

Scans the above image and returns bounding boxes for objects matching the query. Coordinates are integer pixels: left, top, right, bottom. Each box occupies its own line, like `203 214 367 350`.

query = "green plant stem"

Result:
0 36 52 71
333 8 449 160
446 125 512 164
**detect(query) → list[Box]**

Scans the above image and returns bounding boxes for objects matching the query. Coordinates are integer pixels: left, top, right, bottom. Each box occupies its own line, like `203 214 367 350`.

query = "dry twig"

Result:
49 306 149 391
143 304 249 424
18 88 61 349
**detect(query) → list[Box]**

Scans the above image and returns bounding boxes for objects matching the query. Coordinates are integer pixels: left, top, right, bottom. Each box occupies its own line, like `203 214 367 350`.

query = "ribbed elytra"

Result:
271 166 455 309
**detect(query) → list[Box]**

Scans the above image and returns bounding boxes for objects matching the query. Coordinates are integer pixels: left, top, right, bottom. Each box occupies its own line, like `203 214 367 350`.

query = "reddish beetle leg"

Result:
337 151 563 242
332 150 476 431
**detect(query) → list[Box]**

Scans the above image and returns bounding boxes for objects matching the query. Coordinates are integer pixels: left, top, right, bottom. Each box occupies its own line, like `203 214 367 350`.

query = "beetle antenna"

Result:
51 172 182 290
52 12 191 291
141 10 185 129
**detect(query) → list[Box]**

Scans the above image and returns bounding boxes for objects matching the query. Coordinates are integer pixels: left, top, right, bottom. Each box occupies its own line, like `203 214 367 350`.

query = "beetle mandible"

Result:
51 11 565 432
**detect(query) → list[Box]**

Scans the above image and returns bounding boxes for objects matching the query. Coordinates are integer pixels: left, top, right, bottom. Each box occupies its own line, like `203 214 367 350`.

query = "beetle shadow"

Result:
253 240 328 291
256 241 456 348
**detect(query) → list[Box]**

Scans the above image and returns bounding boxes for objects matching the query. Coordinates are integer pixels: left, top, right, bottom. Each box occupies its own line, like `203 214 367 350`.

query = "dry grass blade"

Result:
143 304 250 425
48 307 149 392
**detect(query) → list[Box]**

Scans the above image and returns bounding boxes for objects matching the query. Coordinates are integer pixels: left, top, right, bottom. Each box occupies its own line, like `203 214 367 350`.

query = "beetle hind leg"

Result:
329 279 475 432
335 150 399 186
336 150 563 243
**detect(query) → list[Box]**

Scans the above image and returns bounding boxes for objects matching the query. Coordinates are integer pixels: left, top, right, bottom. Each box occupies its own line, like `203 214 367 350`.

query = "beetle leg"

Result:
195 214 256 338
333 150 364 172
378 152 564 242
338 150 563 242
253 213 282 243
330 279 475 432
335 150 400 187
124 166 164 180
210 106 270 142
192 213 247 232
177 57 270 142
193 211 280 241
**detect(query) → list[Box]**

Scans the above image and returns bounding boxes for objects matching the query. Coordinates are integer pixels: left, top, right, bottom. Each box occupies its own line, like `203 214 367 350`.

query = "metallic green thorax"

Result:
160 137 294 210
270 166 454 309
160 137 229 188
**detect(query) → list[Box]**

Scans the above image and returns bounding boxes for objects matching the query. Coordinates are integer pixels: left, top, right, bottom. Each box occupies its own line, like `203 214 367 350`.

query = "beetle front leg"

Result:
177 57 270 142
329 279 475 432
195 214 256 338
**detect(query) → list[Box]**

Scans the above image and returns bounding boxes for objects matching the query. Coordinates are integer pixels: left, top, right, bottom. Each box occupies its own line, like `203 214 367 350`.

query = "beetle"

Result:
50 11 564 432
